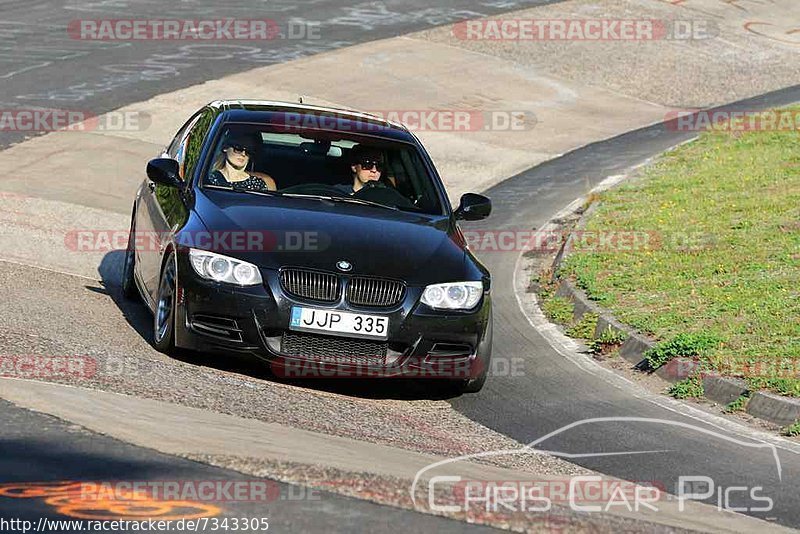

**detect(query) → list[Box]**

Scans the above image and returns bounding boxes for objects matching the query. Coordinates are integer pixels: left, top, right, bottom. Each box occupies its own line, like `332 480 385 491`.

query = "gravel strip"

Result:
0 262 587 479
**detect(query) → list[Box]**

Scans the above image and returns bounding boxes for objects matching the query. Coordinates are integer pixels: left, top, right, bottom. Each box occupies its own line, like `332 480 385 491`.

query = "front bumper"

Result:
173 255 491 379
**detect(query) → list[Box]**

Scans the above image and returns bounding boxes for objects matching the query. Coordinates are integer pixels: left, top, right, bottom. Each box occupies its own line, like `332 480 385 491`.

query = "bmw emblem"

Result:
336 260 352 272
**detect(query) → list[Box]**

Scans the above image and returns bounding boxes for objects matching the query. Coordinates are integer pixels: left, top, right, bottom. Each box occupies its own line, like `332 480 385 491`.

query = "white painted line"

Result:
0 257 98 282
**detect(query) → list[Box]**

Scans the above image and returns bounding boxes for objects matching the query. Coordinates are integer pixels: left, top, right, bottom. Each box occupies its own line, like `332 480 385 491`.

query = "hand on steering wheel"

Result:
359 180 388 190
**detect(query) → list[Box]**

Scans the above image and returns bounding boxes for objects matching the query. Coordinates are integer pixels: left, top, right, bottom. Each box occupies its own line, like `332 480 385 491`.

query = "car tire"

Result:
153 251 177 354
459 308 493 394
121 212 139 300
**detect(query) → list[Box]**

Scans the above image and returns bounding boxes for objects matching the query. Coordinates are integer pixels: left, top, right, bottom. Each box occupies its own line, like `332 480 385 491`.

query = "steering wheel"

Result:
280 183 342 196
358 180 389 191
353 180 416 210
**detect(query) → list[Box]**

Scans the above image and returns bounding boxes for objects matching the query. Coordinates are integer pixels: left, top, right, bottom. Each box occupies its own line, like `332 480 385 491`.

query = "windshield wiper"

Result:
282 193 399 211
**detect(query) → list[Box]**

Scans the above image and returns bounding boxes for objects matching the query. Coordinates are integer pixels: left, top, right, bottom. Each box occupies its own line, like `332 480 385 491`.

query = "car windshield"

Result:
202 124 444 215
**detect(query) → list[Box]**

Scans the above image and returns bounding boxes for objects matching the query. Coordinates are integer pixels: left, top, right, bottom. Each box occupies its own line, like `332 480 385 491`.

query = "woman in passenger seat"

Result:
208 135 276 191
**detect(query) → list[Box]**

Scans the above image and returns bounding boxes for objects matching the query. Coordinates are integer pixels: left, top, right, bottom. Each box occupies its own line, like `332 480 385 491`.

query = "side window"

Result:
175 133 191 180
181 109 216 183
167 112 202 159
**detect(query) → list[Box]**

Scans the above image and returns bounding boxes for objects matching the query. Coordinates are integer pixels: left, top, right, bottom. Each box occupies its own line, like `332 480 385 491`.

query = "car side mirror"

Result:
146 158 181 188
454 193 491 221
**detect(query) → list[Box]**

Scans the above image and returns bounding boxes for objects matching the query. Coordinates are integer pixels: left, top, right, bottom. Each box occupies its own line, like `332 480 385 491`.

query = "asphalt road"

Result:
0 2 563 532
2 0 800 532
0 399 500 533
0 0 560 148
451 84 800 529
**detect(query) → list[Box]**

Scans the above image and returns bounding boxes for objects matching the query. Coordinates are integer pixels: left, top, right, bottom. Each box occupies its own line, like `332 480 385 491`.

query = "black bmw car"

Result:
122 100 492 393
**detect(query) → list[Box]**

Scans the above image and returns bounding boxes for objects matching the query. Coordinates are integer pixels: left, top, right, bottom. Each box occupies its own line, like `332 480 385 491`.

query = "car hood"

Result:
190 190 470 285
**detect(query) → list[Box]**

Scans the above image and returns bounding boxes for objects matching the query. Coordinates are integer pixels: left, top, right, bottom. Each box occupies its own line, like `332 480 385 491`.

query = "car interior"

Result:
204 126 443 214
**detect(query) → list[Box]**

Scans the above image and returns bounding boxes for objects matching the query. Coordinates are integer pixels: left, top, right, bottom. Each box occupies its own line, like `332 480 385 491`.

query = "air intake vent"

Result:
281 331 388 365
190 315 243 342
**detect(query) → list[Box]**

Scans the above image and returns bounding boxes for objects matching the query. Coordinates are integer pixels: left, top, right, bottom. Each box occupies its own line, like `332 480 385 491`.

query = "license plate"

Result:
289 306 389 340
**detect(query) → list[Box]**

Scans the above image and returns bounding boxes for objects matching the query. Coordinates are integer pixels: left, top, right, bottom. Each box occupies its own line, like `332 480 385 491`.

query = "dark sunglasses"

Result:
228 144 251 156
358 158 383 171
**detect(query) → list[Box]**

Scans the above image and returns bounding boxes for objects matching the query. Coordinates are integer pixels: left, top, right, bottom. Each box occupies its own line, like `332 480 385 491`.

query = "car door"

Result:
136 110 203 304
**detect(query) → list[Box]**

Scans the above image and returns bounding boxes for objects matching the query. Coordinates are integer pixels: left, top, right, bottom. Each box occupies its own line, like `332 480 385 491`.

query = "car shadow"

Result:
97 250 154 343
96 250 462 401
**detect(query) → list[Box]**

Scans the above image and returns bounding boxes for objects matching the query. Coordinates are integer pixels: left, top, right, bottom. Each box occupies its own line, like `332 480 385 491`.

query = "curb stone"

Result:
702 376 749 407
746 392 800 427
537 173 800 432
551 202 596 269
554 279 656 367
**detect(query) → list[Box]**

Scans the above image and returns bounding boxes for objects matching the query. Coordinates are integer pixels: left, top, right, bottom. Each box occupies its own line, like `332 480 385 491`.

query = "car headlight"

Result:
189 248 262 286
421 281 483 310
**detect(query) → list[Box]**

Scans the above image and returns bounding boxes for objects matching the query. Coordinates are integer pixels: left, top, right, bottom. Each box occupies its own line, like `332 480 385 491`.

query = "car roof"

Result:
208 100 417 142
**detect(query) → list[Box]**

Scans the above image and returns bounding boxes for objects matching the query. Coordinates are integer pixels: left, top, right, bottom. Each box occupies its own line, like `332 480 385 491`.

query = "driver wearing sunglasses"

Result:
208 134 276 191
332 145 393 195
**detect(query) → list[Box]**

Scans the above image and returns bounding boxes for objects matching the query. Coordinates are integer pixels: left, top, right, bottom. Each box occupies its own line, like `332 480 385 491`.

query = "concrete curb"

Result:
747 393 800 428
554 279 657 367
540 173 800 432
702 377 749 407
550 198 658 370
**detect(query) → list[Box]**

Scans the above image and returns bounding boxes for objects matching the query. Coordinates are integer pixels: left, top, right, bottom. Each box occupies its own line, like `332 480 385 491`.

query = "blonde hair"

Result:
212 147 251 173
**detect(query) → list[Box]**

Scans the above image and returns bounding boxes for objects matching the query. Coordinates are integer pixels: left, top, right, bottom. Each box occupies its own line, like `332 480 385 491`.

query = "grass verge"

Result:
561 107 800 397
566 313 598 339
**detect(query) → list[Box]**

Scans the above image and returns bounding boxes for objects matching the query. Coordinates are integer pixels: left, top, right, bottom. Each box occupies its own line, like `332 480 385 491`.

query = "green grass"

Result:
566 313 599 339
644 332 721 370
783 421 800 437
668 377 705 399
588 325 627 354
562 107 800 396
541 295 574 324
723 393 750 413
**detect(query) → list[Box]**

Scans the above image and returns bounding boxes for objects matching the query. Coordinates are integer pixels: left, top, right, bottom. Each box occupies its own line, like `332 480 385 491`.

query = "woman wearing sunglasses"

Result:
208 135 276 191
